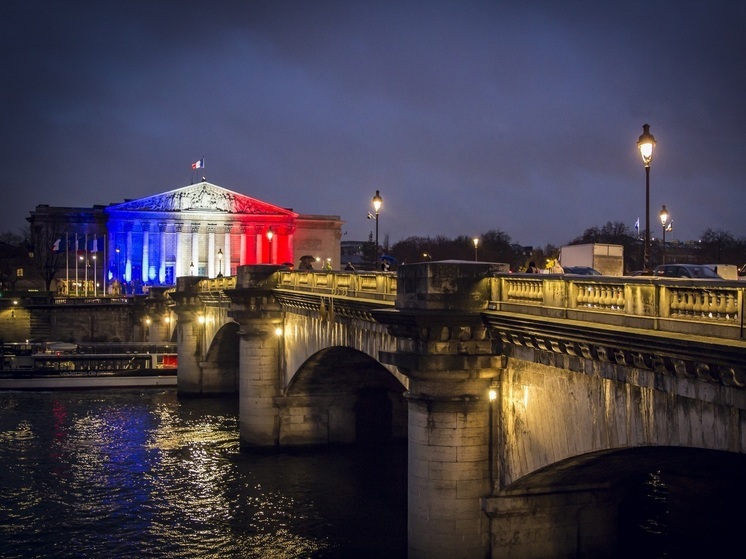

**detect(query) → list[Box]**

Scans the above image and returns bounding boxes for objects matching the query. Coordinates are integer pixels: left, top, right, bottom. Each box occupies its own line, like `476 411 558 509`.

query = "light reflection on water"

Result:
0 390 407 559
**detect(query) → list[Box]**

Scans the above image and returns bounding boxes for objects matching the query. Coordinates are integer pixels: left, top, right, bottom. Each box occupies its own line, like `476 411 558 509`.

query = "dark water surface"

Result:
0 389 407 559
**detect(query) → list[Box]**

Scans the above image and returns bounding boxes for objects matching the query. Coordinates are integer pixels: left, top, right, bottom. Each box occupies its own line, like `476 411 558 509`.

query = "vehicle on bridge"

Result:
563 266 601 275
653 264 724 279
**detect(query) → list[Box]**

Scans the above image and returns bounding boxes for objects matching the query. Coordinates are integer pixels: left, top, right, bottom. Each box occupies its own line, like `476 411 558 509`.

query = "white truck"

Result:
559 243 624 276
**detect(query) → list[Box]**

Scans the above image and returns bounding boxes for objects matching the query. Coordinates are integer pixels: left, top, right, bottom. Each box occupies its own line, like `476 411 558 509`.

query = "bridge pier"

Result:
171 276 209 394
227 265 287 447
376 261 503 559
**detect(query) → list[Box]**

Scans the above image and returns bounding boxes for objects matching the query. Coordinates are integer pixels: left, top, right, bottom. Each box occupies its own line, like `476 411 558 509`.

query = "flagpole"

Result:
84 234 89 297
103 234 107 297
75 235 79 296
65 232 69 295
93 234 97 297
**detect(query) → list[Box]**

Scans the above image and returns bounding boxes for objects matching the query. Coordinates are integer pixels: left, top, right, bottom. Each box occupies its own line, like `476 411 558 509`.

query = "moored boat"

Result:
1 343 177 390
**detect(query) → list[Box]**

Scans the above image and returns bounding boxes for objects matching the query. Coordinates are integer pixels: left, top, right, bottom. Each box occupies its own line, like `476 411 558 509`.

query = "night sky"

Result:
3 1 745 248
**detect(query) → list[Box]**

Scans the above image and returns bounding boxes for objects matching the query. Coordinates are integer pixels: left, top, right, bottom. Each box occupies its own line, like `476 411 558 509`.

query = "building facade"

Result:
28 181 343 294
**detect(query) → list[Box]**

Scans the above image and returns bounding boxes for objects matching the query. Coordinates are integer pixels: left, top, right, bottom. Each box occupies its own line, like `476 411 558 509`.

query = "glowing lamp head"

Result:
659 205 669 226
372 190 382 213
637 123 656 167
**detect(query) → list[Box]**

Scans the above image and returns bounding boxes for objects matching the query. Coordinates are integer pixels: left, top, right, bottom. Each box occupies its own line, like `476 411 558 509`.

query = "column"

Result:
224 224 232 276
207 224 216 278
125 227 133 283
174 222 184 278
141 223 150 284
158 222 167 284
255 228 264 264
191 223 200 275
239 225 247 265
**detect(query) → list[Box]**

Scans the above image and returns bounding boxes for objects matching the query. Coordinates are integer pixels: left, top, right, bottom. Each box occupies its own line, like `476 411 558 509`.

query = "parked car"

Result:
563 266 601 275
653 264 723 279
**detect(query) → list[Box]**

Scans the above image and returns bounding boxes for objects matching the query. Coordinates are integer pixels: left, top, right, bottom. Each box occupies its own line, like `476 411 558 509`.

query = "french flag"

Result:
191 158 204 169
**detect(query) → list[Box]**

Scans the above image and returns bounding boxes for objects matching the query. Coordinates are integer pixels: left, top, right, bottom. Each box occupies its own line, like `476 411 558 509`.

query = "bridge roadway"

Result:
170 262 746 559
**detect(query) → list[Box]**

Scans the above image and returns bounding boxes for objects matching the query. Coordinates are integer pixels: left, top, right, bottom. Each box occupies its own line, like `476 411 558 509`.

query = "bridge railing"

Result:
489 274 746 340
276 270 397 302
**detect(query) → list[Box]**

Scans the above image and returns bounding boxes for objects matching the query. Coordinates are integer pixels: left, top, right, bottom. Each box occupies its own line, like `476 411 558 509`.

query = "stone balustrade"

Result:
490 274 745 340
276 269 397 301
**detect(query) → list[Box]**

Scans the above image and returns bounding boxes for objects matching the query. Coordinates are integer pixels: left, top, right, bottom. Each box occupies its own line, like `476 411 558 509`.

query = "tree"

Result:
28 220 68 291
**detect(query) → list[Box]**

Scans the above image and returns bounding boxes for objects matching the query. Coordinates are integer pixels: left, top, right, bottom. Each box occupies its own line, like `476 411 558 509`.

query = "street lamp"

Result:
266 227 274 264
473 237 479 261
371 190 382 256
637 123 656 272
189 261 195 276
659 205 669 265
217 248 223 277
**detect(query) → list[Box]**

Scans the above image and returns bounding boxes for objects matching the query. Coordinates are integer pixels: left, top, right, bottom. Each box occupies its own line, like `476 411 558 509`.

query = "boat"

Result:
0 343 177 390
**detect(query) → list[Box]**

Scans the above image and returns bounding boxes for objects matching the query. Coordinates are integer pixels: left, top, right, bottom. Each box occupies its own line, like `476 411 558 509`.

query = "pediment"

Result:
106 182 297 216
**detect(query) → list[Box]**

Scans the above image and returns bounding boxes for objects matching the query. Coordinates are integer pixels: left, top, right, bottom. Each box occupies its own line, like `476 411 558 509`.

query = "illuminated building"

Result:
28 181 342 293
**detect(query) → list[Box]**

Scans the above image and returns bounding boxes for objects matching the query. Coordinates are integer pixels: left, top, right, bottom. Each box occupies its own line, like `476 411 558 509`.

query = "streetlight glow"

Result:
660 205 669 265
637 123 657 271
371 190 382 258
217 248 223 277
473 237 479 261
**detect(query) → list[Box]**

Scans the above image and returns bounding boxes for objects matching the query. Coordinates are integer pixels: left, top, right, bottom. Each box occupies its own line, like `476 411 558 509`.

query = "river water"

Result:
0 389 407 559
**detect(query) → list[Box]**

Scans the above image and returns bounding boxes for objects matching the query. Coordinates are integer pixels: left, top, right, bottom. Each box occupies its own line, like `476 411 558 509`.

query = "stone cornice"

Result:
483 311 746 388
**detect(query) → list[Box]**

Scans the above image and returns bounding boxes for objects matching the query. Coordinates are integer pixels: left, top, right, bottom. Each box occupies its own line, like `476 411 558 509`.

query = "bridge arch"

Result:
278 346 407 446
492 445 746 557
200 321 239 393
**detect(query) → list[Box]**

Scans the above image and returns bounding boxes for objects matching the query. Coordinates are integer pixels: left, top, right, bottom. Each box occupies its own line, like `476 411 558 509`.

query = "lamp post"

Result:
217 248 223 277
372 190 382 257
189 261 195 276
92 254 97 296
473 237 479 261
659 205 669 265
115 247 121 282
266 227 274 264
637 123 656 272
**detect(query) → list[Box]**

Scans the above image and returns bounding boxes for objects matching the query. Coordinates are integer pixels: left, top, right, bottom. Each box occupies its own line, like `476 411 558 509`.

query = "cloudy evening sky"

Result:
2 0 745 249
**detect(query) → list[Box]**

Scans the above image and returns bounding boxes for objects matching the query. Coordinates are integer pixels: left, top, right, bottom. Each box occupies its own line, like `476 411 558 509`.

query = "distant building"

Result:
341 240 367 268
28 181 343 293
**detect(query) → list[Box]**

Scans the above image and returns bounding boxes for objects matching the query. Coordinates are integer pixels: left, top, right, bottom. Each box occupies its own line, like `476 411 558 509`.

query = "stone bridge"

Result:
169 262 746 559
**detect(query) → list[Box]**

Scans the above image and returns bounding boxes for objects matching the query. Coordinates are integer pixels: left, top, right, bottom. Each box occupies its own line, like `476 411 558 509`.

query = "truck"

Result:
558 243 624 276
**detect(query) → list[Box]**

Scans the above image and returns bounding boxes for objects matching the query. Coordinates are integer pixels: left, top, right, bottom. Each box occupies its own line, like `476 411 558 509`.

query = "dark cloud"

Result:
2 0 745 248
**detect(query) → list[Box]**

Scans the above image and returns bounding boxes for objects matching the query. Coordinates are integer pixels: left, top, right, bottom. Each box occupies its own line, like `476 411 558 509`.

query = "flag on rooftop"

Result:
666 220 673 232
191 158 204 169
634 218 640 232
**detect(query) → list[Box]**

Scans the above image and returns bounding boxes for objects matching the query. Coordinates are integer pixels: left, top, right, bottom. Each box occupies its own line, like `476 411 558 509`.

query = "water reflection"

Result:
0 390 407 559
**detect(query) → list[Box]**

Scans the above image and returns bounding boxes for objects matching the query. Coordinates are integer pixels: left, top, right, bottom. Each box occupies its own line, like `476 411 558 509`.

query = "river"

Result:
0 389 407 559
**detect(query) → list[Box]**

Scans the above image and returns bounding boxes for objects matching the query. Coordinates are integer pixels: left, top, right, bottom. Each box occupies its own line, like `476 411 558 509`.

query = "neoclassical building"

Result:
28 181 343 294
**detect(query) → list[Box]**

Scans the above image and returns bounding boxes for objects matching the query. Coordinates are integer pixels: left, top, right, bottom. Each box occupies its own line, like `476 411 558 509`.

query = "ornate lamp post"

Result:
637 123 656 272
371 190 382 256
217 248 223 277
473 237 479 261
659 205 669 265
266 226 274 264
